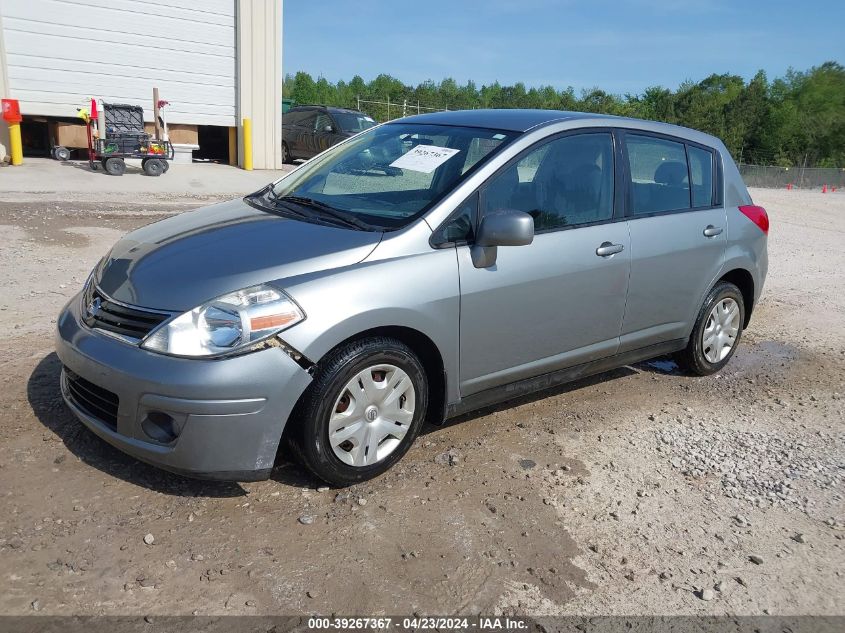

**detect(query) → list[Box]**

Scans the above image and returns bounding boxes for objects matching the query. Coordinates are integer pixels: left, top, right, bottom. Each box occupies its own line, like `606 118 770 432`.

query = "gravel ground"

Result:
0 187 842 616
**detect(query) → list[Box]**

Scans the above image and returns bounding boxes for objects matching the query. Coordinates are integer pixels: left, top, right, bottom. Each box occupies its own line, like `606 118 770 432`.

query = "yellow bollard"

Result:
8 122 23 166
242 118 253 171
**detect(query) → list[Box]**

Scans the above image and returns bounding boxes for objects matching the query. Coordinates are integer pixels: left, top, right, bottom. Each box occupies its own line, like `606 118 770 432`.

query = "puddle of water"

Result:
643 358 681 374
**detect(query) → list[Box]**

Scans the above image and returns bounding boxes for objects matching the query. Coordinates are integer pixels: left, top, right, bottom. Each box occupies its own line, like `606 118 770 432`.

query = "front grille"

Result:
64 368 119 430
82 284 170 340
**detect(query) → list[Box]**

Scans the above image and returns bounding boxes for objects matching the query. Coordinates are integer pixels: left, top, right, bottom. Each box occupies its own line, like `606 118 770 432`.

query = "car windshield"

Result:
265 123 518 230
333 112 376 133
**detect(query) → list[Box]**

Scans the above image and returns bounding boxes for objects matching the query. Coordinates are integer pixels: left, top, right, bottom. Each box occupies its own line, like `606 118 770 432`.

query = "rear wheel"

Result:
282 142 292 164
54 146 71 161
675 281 744 375
103 157 126 176
288 337 428 486
142 158 165 176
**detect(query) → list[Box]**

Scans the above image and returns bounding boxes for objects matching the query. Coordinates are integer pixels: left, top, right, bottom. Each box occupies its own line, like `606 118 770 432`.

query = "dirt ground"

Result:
0 187 842 617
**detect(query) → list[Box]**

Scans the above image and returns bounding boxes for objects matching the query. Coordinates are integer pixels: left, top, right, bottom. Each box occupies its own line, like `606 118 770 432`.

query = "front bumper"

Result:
55 293 313 481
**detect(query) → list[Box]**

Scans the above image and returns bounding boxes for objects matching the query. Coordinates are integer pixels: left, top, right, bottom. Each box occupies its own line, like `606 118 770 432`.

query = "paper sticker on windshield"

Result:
389 145 461 174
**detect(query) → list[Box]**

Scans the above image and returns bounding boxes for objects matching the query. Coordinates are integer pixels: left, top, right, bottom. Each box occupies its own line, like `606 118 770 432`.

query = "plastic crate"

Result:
101 132 150 156
103 103 145 134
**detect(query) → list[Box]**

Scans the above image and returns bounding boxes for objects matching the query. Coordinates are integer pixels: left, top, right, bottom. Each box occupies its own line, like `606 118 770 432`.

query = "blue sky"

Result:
283 0 845 94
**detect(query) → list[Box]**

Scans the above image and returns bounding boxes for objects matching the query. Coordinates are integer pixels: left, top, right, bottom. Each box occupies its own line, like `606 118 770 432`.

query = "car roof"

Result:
392 109 605 132
394 108 718 138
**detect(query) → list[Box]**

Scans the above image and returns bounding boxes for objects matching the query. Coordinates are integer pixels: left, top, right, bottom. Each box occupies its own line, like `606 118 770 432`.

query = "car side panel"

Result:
619 207 727 351
457 223 630 396
723 206 768 306
279 242 462 404
721 148 767 309
290 113 316 158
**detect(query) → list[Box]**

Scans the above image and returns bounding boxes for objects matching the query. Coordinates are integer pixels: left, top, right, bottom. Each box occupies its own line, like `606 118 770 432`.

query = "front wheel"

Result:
675 281 744 376
103 157 126 176
288 337 428 487
282 141 292 164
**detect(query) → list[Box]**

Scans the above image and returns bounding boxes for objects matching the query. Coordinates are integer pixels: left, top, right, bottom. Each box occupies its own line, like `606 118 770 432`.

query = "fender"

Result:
279 249 462 405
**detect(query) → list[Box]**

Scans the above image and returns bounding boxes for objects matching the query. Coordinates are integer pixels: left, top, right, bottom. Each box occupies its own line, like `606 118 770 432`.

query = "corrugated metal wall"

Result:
1 0 236 125
237 0 282 169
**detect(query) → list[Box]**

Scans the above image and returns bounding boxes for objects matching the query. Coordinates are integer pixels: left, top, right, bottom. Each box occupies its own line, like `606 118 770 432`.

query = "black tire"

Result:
162 159 170 172
103 157 126 176
54 146 71 161
282 142 292 164
288 337 429 487
142 158 165 177
675 281 745 376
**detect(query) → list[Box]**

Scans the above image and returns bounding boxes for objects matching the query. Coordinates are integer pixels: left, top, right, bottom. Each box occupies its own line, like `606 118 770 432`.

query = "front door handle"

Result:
703 225 723 237
596 241 624 257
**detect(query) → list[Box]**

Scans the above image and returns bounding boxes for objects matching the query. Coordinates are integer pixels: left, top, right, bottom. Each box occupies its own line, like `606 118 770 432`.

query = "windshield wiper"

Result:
244 186 313 221
275 195 375 231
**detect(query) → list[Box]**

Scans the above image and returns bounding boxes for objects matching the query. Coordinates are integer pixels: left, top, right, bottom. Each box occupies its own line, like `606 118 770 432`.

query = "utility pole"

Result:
153 87 161 139
800 153 808 189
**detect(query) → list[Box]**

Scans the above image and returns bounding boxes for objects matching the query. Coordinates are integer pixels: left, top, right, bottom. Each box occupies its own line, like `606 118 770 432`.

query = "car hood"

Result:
96 198 382 311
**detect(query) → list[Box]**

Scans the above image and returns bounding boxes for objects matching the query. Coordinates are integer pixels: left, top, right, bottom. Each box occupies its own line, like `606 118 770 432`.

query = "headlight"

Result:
141 284 304 358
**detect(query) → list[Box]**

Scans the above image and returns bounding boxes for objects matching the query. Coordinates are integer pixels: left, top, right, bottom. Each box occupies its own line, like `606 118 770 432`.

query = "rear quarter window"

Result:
284 111 307 125
688 145 715 207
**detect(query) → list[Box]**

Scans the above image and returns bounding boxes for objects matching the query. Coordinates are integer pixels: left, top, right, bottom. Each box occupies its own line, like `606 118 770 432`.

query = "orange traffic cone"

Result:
822 184 828 193
786 183 793 190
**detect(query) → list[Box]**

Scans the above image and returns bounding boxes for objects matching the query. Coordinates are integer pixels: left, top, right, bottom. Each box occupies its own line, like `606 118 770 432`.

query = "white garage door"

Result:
1 0 236 125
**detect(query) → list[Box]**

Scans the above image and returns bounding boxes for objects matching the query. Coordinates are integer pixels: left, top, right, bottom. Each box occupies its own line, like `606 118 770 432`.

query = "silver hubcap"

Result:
702 297 740 363
329 364 415 467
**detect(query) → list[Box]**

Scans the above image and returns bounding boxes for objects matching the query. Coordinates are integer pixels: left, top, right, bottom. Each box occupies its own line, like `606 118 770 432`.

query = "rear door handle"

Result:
703 225 723 237
596 242 624 257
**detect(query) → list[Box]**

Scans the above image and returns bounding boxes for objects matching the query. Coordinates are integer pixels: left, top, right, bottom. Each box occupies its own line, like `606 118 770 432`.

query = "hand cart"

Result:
86 103 174 176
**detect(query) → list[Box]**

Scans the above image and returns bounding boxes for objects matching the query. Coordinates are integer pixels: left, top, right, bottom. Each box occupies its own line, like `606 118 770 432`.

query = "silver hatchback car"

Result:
56 109 768 486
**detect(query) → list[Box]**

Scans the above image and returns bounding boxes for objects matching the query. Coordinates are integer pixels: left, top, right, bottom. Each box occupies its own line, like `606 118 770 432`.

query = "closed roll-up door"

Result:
1 0 236 126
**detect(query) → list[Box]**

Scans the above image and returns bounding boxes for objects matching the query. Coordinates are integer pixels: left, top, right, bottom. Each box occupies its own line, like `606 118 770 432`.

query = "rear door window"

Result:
688 145 714 207
626 135 691 214
314 113 333 132
284 110 305 125
299 112 318 129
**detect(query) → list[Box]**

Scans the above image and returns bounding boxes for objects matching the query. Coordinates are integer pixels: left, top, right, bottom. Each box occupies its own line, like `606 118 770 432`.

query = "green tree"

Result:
281 63 845 166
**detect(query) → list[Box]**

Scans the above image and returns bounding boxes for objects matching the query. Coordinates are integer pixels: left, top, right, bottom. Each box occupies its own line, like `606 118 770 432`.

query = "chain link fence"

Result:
739 164 845 189
354 97 446 123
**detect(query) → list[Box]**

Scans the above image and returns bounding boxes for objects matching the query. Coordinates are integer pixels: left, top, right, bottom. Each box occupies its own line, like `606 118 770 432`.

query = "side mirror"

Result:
471 209 534 268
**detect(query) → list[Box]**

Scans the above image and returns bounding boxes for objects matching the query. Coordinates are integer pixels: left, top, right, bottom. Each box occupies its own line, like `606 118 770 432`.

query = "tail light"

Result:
738 205 769 235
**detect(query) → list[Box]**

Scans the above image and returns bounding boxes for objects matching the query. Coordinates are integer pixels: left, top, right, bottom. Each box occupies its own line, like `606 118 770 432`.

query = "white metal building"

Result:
0 0 282 168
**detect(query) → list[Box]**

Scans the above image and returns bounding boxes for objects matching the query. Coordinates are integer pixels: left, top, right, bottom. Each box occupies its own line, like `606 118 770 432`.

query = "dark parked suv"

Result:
282 105 376 163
